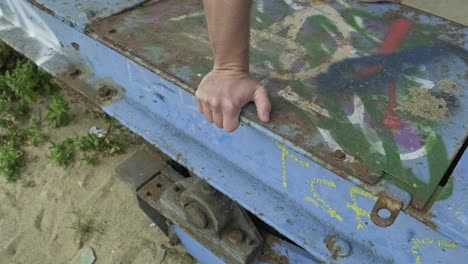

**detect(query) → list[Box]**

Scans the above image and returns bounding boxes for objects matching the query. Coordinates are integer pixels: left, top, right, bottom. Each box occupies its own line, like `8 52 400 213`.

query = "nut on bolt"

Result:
98 85 115 101
325 235 351 259
185 203 209 229
228 229 244 245
333 150 346 161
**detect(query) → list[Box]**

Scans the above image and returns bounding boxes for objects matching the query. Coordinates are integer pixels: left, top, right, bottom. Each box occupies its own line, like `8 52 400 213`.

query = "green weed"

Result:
68 210 103 248
0 91 29 118
24 116 47 146
46 94 69 128
22 180 36 188
49 139 74 167
0 41 14 70
0 42 57 119
2 61 39 103
82 153 99 166
0 144 23 182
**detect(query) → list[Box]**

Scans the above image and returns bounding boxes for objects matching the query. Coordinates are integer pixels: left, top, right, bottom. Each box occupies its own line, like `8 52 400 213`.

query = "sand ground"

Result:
0 1 465 264
0 97 195 264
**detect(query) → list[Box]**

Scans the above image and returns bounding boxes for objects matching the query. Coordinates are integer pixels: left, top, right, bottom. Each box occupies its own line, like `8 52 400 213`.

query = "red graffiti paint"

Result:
381 19 411 130
383 82 400 130
353 18 412 129
358 18 412 78
379 19 412 55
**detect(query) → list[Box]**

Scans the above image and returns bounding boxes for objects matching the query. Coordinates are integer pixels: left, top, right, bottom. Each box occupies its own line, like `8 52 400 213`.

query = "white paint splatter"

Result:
256 0 264 13
169 11 204 21
399 146 428 160
317 128 342 151
278 86 330 118
348 95 385 155
403 74 435 89
284 0 304 11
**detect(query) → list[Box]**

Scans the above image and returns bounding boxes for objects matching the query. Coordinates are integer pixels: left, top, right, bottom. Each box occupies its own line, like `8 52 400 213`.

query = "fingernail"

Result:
262 112 270 122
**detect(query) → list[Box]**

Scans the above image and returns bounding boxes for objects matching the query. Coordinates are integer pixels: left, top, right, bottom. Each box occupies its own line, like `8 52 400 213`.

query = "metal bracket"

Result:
137 168 263 264
370 192 403 227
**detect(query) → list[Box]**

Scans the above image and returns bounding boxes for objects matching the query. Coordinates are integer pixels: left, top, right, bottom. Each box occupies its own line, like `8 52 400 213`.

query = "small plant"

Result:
0 144 23 182
3 128 25 146
68 210 103 248
0 44 56 119
22 180 36 188
46 94 69 128
0 118 12 128
0 92 29 118
24 116 47 146
2 60 39 103
0 41 14 70
74 126 128 160
49 139 74 167
82 153 98 166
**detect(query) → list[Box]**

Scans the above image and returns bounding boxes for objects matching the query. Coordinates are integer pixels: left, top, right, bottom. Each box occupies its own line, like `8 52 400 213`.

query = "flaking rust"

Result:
259 234 289 264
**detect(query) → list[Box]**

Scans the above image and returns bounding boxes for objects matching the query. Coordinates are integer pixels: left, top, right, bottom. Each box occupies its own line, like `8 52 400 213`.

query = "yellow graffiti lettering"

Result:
305 178 343 222
274 141 310 188
437 240 457 248
410 238 458 264
345 186 377 229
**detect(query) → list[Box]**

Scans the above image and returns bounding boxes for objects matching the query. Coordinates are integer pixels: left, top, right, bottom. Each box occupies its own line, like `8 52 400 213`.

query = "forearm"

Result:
203 0 252 73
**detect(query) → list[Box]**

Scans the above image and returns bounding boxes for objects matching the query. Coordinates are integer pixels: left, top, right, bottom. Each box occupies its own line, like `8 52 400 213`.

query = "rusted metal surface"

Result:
324 234 352 260
27 0 150 30
370 192 403 227
2 0 467 261
88 0 468 209
137 172 263 264
258 234 290 264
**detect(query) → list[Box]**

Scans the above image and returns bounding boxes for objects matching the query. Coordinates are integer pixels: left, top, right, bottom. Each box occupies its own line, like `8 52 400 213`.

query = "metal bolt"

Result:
98 86 113 99
333 150 346 161
69 68 81 78
228 229 244 245
169 237 180 246
328 237 351 258
185 203 209 229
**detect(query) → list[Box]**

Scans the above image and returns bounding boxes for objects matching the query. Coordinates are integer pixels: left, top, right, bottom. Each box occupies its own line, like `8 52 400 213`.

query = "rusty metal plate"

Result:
26 0 150 30
88 0 468 207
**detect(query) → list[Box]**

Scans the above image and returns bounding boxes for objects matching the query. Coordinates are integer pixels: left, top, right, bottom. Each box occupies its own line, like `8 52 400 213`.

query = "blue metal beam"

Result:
0 1 466 263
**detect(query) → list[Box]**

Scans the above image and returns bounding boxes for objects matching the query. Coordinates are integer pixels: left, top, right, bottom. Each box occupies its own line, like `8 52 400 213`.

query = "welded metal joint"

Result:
370 192 403 227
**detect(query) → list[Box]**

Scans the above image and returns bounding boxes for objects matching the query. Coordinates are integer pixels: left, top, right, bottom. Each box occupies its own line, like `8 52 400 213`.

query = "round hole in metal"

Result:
378 208 392 219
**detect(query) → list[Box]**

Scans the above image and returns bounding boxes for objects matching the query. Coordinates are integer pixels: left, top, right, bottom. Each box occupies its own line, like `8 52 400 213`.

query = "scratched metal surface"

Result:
23 0 149 30
88 0 468 208
427 149 468 247
1 1 467 262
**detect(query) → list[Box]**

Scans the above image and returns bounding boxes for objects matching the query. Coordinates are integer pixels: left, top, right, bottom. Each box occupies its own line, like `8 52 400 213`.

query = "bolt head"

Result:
185 203 209 229
333 150 346 161
326 236 351 258
98 86 114 100
228 229 244 245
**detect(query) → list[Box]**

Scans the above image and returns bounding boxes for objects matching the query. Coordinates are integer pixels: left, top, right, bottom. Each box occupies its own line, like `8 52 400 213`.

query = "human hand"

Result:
195 69 271 132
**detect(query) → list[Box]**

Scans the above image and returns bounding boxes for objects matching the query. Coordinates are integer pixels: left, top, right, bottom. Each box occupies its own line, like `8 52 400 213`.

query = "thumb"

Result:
253 86 271 123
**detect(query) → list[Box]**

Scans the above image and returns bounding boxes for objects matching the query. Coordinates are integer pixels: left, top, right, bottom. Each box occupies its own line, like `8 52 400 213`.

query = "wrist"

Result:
212 64 249 77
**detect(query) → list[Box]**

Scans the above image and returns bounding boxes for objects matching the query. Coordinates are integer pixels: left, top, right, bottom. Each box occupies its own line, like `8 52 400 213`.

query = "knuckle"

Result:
209 99 221 108
222 102 236 113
